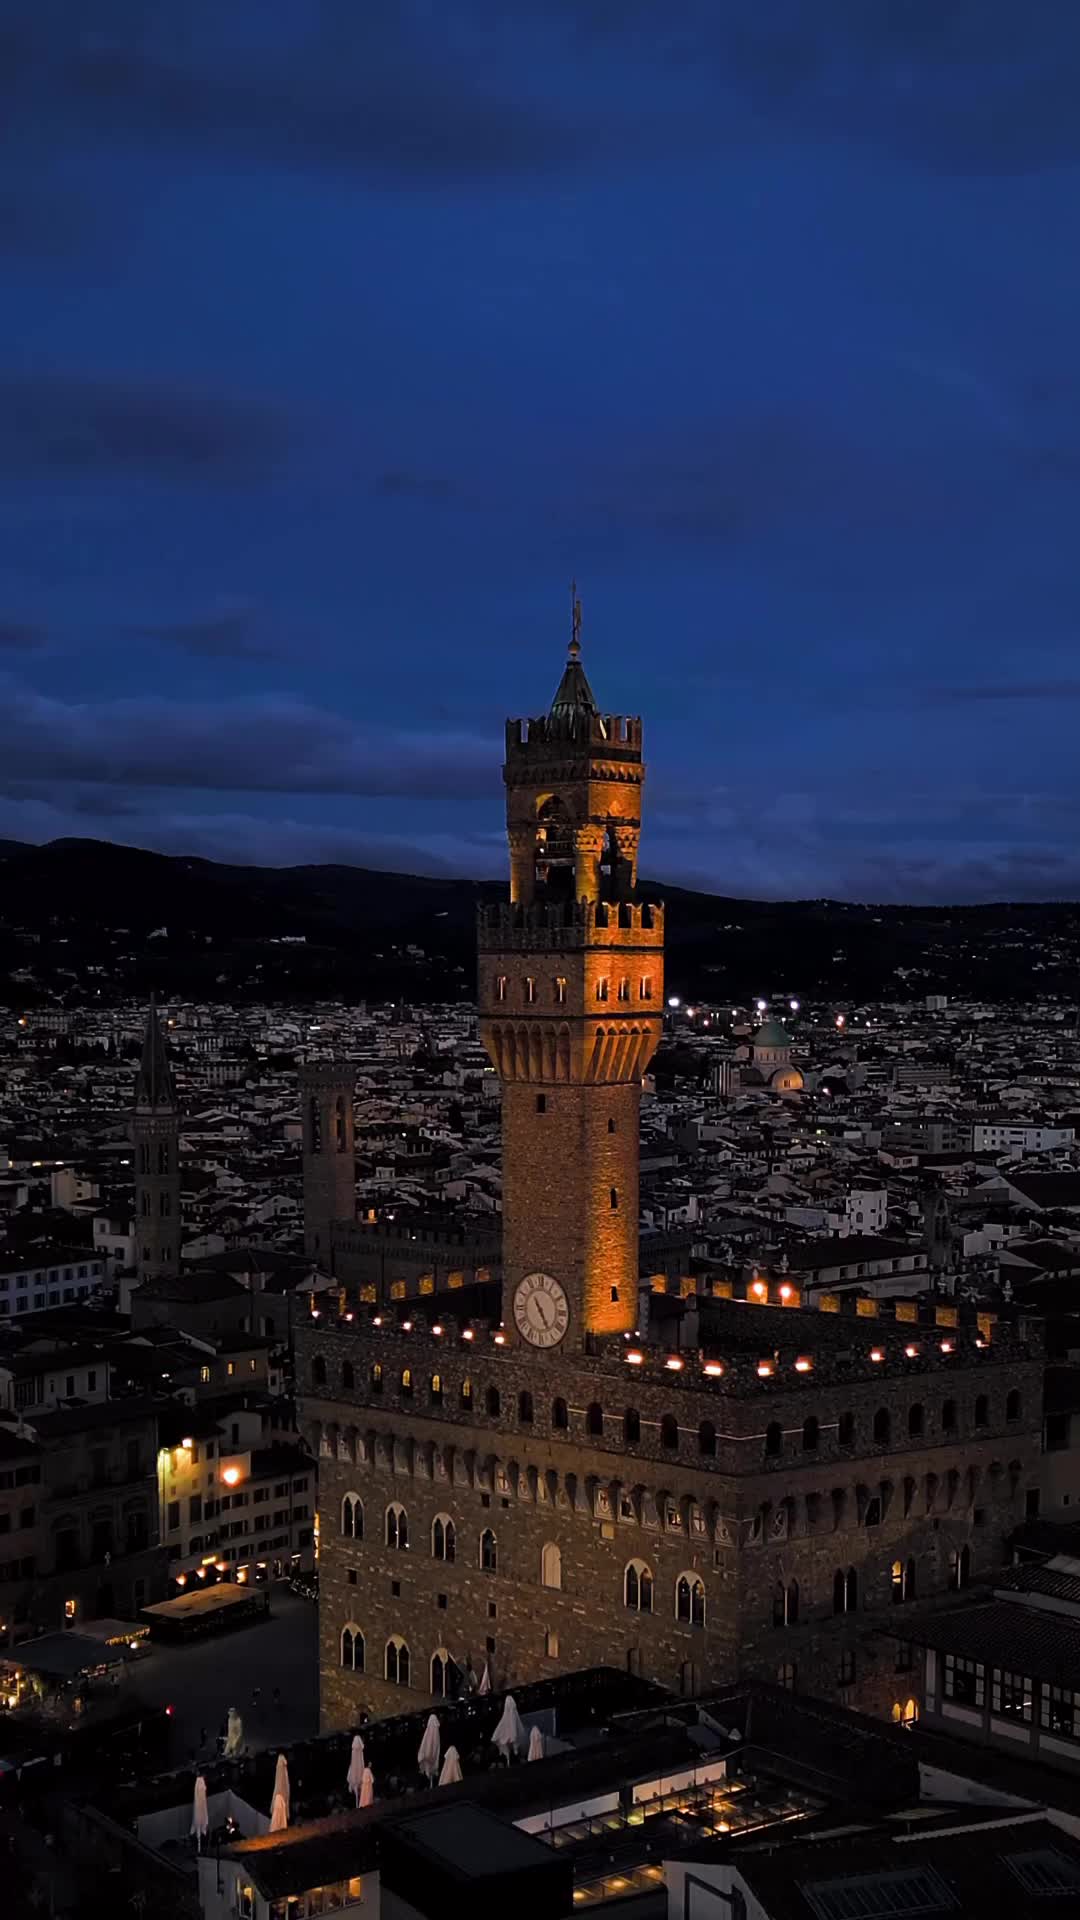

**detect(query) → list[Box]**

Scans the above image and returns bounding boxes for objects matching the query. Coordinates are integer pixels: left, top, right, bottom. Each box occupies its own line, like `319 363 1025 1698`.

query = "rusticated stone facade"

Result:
298 1298 1043 1730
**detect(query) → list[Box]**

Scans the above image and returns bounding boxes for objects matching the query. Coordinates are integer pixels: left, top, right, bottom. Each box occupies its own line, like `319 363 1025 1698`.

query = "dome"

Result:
754 1017 792 1049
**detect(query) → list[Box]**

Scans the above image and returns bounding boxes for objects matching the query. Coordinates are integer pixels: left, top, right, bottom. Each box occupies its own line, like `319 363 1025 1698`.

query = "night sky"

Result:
4 4 1080 903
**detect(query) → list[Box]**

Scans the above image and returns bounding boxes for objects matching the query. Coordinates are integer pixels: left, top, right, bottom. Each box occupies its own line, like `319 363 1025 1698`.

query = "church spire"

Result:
135 996 176 1111
549 580 599 722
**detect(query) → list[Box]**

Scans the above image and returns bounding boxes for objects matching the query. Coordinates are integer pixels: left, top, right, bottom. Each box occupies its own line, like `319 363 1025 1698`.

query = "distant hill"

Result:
1 836 1079 1006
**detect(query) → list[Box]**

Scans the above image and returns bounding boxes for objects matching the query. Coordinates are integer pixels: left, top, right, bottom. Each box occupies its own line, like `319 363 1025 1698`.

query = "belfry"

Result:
478 601 663 1345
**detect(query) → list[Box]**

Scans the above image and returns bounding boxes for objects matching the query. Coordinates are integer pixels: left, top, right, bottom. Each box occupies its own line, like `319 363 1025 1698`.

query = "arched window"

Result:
431 1515 455 1563
485 1386 500 1418
610 1188 619 1210
386 1502 408 1551
624 1408 641 1445
552 1396 569 1430
1006 1388 1021 1422
311 1355 326 1387
974 1394 989 1428
942 1398 957 1433
660 1413 679 1451
480 1527 498 1573
385 1636 410 1686
699 1420 717 1457
765 1421 782 1458
773 1579 798 1626
541 1541 562 1589
624 1560 654 1612
341 1361 354 1391
586 1402 604 1436
341 1493 363 1540
833 1567 857 1615
371 1362 383 1394
460 1376 473 1410
838 1410 856 1448
401 1367 413 1399
802 1416 819 1453
519 1390 534 1425
949 1544 971 1590
891 1557 916 1604
430 1649 451 1698
340 1624 365 1671
873 1407 891 1445
908 1402 923 1439
676 1574 706 1627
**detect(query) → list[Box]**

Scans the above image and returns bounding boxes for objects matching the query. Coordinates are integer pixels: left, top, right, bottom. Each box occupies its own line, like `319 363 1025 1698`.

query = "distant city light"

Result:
222 1466 240 1486
836 1014 846 1028
794 1357 812 1373
789 999 800 1012
870 1348 884 1363
667 996 681 1009
703 1361 724 1377
756 998 767 1012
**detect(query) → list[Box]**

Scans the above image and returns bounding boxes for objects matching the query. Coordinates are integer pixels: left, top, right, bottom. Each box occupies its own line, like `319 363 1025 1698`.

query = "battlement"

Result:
506 713 643 755
298 1059 355 1089
477 899 664 951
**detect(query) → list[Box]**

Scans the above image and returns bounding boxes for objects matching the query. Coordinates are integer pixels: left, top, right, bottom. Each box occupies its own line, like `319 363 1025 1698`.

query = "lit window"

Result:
595 978 609 1002
525 976 536 1004
554 977 567 1005
639 977 652 1000
496 975 508 1002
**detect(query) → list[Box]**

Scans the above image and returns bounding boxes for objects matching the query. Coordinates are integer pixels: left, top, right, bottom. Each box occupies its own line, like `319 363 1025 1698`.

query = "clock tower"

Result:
478 598 663 1348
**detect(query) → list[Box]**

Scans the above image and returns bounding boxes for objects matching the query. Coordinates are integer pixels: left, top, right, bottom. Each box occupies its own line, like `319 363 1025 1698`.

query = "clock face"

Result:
513 1271 569 1349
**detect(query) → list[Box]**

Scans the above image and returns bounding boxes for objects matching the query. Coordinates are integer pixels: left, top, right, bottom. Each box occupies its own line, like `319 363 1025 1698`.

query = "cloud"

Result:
0 682 499 802
0 3 581 185
136 600 275 661
0 619 48 651
0 373 292 483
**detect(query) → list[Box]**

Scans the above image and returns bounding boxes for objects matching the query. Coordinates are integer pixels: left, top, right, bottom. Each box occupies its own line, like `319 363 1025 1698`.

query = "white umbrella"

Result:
527 1725 545 1762
492 1694 526 1761
347 1734 366 1804
438 1746 463 1786
417 1713 441 1783
477 1660 491 1696
273 1753 290 1818
223 1708 243 1757
191 1775 209 1848
359 1766 375 1808
269 1790 288 1833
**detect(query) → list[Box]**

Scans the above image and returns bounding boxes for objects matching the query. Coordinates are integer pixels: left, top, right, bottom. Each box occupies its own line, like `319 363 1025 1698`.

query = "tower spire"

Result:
549 582 598 721
135 994 176 1111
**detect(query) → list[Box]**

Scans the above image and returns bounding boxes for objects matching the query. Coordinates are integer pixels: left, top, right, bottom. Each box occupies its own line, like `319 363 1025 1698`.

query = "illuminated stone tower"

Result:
300 1061 356 1263
132 997 181 1284
478 603 663 1346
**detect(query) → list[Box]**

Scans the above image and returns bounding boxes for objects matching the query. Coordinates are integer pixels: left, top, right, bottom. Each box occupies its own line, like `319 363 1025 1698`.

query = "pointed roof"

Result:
550 639 599 722
135 997 177 1111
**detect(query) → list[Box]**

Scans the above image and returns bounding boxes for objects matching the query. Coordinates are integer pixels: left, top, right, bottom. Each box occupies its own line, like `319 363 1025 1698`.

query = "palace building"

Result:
297 622 1043 1731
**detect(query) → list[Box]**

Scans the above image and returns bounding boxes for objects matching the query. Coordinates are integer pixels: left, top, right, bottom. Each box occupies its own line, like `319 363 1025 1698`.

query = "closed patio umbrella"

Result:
492 1694 526 1761
477 1660 491 1696
223 1708 243 1757
359 1766 375 1807
273 1753 290 1818
417 1713 441 1784
438 1746 463 1786
269 1790 288 1833
191 1775 209 1849
347 1734 366 1804
527 1725 545 1762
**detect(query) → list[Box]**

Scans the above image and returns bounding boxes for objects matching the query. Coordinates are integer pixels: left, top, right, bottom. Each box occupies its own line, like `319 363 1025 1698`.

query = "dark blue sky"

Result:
3 3 1080 902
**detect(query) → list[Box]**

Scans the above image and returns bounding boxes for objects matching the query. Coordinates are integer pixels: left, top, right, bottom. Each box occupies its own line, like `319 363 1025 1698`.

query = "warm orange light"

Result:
222 1466 241 1486
373 1315 383 1326
703 1362 724 1377
665 1356 684 1371
940 1339 954 1354
751 1279 767 1300
197 1567 207 1579
462 1328 474 1341
870 1348 884 1363
626 1350 644 1366
905 1344 919 1358
175 1573 187 1586
432 1324 443 1336
402 1320 413 1331
794 1357 812 1373
494 1332 506 1346
757 1361 774 1378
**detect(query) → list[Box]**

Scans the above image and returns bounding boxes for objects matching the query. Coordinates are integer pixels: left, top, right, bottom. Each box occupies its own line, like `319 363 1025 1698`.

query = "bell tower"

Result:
479 597 663 1348
132 997 181 1284
300 1061 356 1263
